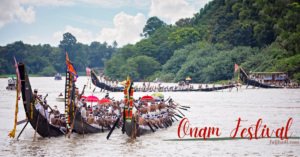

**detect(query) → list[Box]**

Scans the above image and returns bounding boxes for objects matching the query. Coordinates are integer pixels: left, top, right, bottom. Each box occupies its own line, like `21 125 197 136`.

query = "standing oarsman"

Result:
42 100 51 122
33 89 43 109
100 73 103 82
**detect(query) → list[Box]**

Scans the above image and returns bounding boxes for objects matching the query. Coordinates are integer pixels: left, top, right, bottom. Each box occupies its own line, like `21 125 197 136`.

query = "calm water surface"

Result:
0 77 299 156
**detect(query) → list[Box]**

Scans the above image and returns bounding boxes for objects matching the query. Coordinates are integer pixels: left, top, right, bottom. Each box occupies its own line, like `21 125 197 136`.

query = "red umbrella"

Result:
85 95 99 102
140 95 155 102
85 95 99 111
98 99 112 104
80 96 86 100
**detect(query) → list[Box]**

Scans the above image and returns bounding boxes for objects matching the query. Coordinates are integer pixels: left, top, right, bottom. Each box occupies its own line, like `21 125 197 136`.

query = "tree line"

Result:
0 33 119 76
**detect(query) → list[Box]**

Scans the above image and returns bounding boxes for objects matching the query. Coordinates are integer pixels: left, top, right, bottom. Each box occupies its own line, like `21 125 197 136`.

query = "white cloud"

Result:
27 35 38 39
148 0 196 24
53 12 146 47
96 12 146 46
0 0 36 28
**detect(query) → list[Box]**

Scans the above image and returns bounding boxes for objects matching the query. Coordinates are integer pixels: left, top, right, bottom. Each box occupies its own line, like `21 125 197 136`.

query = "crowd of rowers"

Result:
133 81 238 92
98 75 235 91
248 71 298 88
32 87 182 131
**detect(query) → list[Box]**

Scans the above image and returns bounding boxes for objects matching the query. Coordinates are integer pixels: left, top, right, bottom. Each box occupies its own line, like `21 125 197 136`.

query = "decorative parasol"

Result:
85 95 99 102
98 99 112 104
186 77 192 81
80 95 86 100
120 80 127 85
140 95 155 102
151 93 164 99
85 95 99 111
151 96 161 102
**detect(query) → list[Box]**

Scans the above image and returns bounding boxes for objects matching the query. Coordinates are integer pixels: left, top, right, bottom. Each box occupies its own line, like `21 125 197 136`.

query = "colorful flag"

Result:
66 50 78 78
235 64 239 72
14 57 21 94
8 57 21 138
86 68 91 77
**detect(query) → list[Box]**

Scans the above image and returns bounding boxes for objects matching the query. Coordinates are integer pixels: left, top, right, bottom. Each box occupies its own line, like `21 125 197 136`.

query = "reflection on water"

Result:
0 77 299 156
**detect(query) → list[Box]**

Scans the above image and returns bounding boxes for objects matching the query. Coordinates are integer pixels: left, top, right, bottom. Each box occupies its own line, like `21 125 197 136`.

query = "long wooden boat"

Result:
91 69 125 92
239 67 283 89
18 63 65 137
68 79 109 134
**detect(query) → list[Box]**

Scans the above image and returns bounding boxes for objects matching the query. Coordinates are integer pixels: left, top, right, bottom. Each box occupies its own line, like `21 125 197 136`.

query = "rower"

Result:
33 89 43 111
87 112 95 124
42 100 51 122
49 105 60 121
205 84 208 88
80 98 87 110
51 114 60 125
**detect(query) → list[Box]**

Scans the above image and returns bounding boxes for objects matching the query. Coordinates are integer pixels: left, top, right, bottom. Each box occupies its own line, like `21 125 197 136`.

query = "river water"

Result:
0 76 299 156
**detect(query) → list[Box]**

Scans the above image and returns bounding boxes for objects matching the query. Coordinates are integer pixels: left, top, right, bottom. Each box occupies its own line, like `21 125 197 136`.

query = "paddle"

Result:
17 121 29 140
170 118 174 122
176 109 185 117
106 116 120 140
17 119 27 125
33 112 40 142
68 107 78 139
146 121 155 132
175 114 183 119
179 107 189 112
173 116 178 121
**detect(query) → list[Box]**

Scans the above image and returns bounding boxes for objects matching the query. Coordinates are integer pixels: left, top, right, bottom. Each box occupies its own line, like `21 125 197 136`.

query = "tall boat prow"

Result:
18 63 65 137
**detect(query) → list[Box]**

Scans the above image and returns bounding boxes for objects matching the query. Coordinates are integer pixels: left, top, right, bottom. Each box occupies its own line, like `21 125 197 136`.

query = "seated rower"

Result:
87 112 95 125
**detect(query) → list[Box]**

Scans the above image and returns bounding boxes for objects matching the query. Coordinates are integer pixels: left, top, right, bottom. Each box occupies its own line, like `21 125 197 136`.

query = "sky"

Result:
0 0 211 47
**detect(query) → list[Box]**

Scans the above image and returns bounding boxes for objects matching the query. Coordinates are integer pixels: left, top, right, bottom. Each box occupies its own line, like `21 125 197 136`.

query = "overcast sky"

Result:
0 0 211 47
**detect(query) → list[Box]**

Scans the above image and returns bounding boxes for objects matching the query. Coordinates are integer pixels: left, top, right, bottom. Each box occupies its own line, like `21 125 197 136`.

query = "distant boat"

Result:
54 73 62 80
6 75 17 90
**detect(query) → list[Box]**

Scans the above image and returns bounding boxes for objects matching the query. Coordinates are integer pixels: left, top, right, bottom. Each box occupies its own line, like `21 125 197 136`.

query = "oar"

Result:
17 121 29 140
33 112 40 142
153 124 159 129
106 117 120 140
175 114 183 119
17 119 27 125
173 116 178 121
176 109 185 117
68 107 78 139
179 107 190 112
146 120 155 132
170 118 174 122
164 122 169 127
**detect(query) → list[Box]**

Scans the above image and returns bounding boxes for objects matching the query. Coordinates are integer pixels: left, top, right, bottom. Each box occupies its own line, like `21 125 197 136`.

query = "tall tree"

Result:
141 16 166 37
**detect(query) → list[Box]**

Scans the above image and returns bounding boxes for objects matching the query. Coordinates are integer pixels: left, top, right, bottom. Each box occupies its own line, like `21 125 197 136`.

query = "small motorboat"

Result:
54 73 62 80
6 75 17 90
56 93 64 102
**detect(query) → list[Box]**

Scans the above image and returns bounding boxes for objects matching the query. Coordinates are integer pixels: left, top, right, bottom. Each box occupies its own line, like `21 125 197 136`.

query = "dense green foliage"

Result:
1 0 300 82
0 34 119 75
